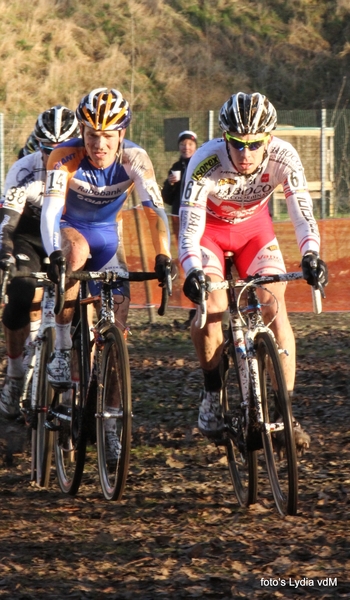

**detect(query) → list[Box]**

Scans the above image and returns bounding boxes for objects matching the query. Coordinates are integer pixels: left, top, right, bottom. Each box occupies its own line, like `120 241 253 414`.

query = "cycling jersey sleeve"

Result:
178 158 213 275
41 168 69 255
123 146 171 258
0 157 36 255
178 205 206 275
283 171 320 255
0 186 24 255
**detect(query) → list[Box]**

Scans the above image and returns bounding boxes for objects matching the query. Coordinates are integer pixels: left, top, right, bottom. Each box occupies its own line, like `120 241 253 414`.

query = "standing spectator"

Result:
161 130 198 217
162 130 198 328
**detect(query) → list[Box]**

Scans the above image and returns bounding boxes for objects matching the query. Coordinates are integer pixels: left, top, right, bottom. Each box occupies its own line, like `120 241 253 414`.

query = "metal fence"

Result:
1 109 350 219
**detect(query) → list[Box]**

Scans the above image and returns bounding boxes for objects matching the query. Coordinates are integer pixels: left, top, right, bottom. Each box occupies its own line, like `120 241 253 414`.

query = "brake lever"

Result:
158 263 172 316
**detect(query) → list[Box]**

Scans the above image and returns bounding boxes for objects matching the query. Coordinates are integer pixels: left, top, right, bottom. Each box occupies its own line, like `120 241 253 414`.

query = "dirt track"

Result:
0 310 350 599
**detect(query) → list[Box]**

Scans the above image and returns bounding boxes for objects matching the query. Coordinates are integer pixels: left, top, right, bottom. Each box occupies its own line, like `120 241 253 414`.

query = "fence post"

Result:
0 113 4 196
131 192 156 324
321 108 327 219
208 110 214 140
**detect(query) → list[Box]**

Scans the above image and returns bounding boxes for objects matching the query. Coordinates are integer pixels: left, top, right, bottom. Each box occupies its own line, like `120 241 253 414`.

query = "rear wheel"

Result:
222 340 258 507
53 377 87 495
256 331 298 516
96 325 132 501
32 327 55 488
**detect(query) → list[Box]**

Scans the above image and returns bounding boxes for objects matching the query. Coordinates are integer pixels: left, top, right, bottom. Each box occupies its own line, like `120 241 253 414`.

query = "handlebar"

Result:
0 264 66 316
194 271 323 329
157 263 172 317
66 268 172 317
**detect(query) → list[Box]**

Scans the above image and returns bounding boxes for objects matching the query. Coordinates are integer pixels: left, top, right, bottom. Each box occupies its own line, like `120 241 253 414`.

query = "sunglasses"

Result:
39 142 56 155
225 132 269 151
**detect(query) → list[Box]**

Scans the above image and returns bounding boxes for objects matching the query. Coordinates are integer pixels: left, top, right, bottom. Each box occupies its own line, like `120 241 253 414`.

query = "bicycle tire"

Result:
222 342 258 507
256 331 298 516
54 288 90 495
96 324 132 501
53 379 86 495
33 327 55 488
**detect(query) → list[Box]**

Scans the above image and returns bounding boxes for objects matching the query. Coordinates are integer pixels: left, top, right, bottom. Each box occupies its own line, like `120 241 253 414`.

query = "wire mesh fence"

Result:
1 109 350 219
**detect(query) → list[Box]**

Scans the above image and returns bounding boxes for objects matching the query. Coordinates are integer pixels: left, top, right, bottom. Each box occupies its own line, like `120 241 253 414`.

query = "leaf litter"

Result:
0 310 349 599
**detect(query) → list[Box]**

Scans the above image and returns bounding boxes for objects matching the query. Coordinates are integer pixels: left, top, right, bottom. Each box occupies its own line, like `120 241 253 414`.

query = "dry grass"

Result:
0 0 350 169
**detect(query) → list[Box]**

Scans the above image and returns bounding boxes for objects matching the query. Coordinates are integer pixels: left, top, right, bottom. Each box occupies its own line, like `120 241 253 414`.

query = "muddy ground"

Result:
0 310 349 599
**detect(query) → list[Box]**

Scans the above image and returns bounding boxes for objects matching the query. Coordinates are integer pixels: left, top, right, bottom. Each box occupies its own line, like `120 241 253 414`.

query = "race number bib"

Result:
45 170 68 197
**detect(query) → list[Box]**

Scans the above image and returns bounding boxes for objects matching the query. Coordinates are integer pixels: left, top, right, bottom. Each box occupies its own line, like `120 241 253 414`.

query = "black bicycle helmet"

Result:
34 105 80 144
219 92 277 135
24 132 40 155
76 88 132 131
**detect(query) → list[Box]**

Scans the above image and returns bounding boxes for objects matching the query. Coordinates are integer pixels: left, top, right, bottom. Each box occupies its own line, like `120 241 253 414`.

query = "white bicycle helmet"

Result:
76 88 132 131
34 105 80 143
219 92 277 134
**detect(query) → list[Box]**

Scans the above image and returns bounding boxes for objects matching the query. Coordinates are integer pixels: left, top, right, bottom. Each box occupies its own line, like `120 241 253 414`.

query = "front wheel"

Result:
222 343 258 507
96 325 132 501
256 331 298 516
32 327 55 488
53 383 86 495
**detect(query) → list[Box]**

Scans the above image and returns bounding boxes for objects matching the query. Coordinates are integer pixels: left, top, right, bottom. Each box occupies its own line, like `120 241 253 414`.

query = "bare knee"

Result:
61 228 90 270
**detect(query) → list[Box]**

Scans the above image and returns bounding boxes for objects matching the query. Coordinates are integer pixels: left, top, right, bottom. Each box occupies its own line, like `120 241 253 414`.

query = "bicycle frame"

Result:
200 270 318 437
49 266 171 499
226 279 286 440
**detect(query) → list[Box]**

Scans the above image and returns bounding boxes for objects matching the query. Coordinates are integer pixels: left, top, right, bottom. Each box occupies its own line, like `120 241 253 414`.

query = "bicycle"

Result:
0 260 65 487
46 266 171 501
196 252 323 516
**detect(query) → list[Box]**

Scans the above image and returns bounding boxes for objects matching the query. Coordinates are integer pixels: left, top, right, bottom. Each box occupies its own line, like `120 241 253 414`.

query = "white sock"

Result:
55 322 73 351
7 355 25 378
25 319 41 345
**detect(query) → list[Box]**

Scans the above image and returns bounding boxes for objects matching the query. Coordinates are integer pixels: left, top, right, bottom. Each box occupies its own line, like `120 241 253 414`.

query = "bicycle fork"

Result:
230 319 274 445
236 325 285 440
92 327 123 424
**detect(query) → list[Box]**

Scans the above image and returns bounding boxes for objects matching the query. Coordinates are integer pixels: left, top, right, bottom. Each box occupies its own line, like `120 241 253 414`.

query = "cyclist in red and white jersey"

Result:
179 91 328 449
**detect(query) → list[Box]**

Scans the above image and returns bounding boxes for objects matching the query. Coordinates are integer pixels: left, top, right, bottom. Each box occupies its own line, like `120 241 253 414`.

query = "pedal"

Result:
45 421 61 432
214 432 229 447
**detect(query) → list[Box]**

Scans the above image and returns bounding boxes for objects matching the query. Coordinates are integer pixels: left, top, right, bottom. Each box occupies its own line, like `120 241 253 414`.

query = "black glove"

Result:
0 252 16 277
183 269 210 304
154 254 177 283
301 252 328 287
47 250 65 284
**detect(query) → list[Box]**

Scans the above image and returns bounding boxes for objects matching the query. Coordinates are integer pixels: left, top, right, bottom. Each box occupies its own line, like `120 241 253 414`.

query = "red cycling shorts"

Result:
200 205 286 278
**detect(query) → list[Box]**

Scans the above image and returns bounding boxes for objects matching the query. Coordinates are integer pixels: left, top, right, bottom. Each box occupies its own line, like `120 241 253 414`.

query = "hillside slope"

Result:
0 0 349 120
